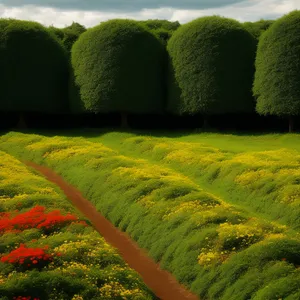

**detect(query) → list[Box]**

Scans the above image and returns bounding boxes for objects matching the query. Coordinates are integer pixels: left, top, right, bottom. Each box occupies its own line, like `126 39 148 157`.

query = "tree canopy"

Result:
253 11 300 131
48 22 86 53
139 20 180 44
139 20 180 31
167 16 256 116
63 22 86 35
70 19 165 116
0 19 69 113
243 19 274 39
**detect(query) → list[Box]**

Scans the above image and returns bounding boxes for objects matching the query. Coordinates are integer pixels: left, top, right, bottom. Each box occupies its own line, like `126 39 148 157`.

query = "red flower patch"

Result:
0 206 87 234
1 244 53 269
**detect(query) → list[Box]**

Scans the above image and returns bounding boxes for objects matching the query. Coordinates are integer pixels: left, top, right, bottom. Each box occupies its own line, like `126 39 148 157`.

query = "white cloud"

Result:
170 0 300 23
0 0 299 28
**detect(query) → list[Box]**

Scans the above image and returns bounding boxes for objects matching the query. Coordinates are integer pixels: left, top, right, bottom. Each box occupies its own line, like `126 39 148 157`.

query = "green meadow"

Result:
0 147 155 300
1 131 300 299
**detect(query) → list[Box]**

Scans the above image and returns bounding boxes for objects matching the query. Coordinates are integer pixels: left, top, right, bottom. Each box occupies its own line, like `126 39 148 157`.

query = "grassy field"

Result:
91 132 300 229
0 149 155 300
1 131 300 299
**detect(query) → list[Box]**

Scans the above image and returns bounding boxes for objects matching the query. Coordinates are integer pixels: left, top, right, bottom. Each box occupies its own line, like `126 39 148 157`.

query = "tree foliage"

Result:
62 22 86 52
63 22 86 36
71 19 165 114
139 19 180 31
167 16 256 116
253 11 300 121
243 19 274 39
48 26 64 40
48 22 86 53
0 19 69 113
139 20 180 44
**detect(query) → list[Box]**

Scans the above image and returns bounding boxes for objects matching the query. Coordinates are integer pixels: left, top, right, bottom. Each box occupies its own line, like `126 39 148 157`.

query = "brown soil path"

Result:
25 161 199 300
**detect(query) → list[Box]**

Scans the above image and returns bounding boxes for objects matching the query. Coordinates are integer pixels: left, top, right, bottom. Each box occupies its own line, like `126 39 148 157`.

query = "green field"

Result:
1 131 300 299
0 146 155 299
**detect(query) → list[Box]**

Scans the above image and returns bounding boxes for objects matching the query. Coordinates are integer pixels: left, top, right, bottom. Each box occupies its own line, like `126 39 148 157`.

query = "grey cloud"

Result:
0 0 246 12
1 0 297 28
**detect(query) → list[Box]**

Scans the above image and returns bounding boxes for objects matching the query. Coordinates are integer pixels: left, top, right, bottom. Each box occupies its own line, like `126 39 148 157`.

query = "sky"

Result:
0 0 299 28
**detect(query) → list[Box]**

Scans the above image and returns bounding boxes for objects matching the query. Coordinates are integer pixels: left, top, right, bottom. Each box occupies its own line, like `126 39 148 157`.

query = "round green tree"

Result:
167 16 256 127
70 19 165 127
253 11 300 132
0 19 69 125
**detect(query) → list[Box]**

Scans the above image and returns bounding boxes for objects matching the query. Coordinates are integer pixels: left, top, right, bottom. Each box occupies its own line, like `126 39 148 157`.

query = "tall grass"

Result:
1 132 300 299
0 148 155 299
87 132 300 230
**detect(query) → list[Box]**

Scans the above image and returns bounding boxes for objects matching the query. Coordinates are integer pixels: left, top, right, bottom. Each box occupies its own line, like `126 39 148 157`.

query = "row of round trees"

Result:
0 13 299 131
69 17 258 128
71 12 300 131
0 18 178 127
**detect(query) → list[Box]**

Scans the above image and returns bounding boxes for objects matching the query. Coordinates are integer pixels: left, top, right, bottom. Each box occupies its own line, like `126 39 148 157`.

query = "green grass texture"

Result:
0 149 155 300
1 130 300 299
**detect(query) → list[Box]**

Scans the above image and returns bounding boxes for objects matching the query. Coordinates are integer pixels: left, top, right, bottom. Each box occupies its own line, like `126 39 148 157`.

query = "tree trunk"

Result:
203 115 209 129
120 111 129 129
15 113 27 129
289 116 294 133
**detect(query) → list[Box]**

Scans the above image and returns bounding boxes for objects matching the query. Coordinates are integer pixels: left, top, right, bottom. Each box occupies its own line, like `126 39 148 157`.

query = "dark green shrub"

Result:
253 11 300 132
62 22 86 53
167 16 256 126
139 20 180 45
243 19 274 39
139 20 180 31
0 20 69 115
63 22 86 36
49 23 86 53
0 271 87 299
71 19 165 125
61 29 80 53
48 26 64 40
151 28 172 45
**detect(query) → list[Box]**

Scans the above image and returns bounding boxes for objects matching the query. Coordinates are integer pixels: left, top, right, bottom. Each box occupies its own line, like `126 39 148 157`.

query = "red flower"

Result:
1 244 54 269
0 206 80 234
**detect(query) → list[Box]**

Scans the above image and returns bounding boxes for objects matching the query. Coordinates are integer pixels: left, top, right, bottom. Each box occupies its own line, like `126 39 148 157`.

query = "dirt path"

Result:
25 161 199 300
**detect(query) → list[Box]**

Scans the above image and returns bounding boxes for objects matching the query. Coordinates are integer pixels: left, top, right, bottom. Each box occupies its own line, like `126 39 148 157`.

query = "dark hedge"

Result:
139 20 180 45
70 19 165 114
49 23 86 53
253 11 300 120
0 19 69 113
167 16 256 116
139 19 180 32
243 20 274 39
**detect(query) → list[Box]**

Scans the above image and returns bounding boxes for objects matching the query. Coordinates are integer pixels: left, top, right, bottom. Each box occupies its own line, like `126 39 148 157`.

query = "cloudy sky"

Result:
0 0 299 28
